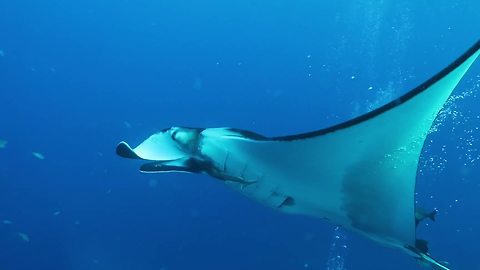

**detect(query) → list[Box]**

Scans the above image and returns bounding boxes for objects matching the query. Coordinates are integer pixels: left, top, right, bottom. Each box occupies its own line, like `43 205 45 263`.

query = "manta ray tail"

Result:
416 250 451 270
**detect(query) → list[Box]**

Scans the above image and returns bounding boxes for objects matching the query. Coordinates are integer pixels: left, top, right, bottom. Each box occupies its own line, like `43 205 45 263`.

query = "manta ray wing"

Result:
117 41 480 269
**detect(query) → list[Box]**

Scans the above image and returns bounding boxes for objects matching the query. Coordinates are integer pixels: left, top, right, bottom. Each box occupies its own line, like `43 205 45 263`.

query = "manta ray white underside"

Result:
117 41 480 270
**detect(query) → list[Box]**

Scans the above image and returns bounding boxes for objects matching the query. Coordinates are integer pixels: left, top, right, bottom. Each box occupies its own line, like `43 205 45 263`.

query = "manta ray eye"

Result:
169 127 198 149
169 127 188 142
170 129 179 141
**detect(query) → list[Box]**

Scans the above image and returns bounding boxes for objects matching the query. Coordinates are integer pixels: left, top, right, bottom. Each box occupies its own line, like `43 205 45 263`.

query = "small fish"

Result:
0 49 4 57
2 220 12 224
53 211 61 216
32 152 45 160
0 139 7 148
18 232 30 242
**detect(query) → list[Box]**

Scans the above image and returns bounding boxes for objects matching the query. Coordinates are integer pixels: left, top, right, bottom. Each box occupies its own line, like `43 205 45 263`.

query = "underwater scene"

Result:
0 1 479 270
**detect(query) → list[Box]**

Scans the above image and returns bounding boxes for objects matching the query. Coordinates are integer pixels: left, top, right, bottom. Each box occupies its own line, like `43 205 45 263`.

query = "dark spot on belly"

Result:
278 196 295 208
341 157 395 235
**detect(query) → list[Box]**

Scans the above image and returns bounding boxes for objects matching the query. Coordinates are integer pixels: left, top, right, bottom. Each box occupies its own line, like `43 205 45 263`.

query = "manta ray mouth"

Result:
139 160 189 173
115 142 201 173
138 158 211 173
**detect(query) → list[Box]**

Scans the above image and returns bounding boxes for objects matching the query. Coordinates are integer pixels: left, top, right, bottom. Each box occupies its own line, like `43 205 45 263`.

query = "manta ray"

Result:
116 41 479 269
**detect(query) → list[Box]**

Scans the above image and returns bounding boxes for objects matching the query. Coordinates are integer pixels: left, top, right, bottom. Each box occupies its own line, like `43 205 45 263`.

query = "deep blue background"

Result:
0 1 479 269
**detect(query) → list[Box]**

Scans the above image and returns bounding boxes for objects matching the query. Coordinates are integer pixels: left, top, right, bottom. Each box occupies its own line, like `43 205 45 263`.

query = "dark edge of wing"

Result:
225 128 267 140
266 40 479 141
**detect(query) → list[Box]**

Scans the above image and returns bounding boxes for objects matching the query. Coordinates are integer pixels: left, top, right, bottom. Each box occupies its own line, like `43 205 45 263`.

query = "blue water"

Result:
0 1 479 269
